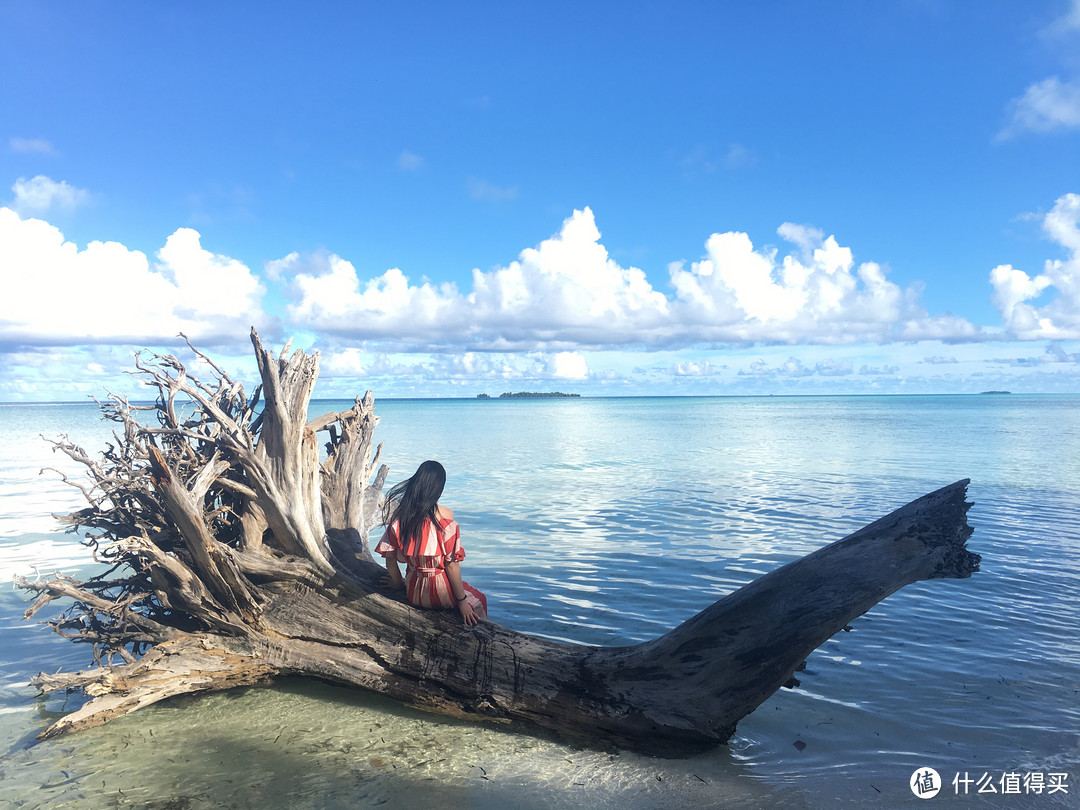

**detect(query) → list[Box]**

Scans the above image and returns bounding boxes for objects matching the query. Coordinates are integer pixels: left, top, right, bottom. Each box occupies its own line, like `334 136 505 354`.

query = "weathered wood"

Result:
19 333 979 753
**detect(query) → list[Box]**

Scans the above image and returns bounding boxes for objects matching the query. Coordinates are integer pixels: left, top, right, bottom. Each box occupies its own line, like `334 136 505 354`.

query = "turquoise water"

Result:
1 395 1078 808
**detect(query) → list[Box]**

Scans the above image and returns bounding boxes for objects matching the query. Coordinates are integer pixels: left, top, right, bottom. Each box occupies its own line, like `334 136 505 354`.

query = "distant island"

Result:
476 392 581 399
979 390 1012 395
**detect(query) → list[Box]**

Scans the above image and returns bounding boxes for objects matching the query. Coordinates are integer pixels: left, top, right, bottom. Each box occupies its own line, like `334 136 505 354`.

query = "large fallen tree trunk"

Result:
18 331 979 754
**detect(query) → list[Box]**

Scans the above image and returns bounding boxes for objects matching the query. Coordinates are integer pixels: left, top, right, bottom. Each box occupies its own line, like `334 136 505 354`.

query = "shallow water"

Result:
1 395 1077 808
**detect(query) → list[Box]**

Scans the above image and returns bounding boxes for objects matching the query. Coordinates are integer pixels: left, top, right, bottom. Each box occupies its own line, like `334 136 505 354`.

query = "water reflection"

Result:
1 396 1079 808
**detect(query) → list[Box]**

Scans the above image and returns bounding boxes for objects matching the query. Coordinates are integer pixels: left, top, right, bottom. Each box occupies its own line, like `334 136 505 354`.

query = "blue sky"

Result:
3 1 1080 400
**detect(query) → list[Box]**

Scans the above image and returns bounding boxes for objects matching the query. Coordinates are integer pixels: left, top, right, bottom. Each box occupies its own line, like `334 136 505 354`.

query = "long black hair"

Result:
382 460 447 545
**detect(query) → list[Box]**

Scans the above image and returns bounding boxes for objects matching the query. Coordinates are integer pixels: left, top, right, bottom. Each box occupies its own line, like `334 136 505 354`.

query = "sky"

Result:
2 0 1080 401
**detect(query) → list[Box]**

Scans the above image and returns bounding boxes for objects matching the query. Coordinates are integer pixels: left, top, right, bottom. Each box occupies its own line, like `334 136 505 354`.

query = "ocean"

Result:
0 394 1077 808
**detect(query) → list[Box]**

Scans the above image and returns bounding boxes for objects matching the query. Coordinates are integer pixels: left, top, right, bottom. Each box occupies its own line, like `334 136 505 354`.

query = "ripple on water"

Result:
2 397 1079 808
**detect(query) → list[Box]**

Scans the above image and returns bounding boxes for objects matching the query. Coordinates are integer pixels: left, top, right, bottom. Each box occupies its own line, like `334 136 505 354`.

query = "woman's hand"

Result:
458 598 479 626
382 558 405 590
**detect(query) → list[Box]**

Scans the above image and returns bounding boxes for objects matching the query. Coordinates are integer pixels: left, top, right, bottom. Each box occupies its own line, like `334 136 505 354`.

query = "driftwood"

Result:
18 331 979 754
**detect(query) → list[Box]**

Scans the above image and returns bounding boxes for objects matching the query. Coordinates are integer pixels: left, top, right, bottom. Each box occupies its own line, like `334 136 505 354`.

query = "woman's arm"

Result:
383 556 405 590
444 561 478 626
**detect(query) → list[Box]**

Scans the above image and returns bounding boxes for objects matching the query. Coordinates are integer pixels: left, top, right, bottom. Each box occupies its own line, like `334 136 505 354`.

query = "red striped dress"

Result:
375 516 488 618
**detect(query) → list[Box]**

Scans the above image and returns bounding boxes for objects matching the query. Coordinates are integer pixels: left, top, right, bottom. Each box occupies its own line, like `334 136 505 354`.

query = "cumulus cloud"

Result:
740 357 812 378
282 207 976 349
285 206 977 351
0 207 268 346
265 250 300 281
285 207 670 348
320 347 367 376
816 358 855 376
6 199 990 363
543 351 589 379
287 254 465 344
668 221 966 343
441 352 517 378
10 175 88 214
468 208 671 346
670 359 724 376
990 192 1080 339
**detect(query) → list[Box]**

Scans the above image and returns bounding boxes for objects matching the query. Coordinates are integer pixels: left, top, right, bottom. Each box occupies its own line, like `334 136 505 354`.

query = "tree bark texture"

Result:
18 331 979 754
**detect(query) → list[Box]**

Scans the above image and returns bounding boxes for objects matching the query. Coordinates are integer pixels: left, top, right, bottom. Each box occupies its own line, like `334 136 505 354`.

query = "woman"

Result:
375 460 488 626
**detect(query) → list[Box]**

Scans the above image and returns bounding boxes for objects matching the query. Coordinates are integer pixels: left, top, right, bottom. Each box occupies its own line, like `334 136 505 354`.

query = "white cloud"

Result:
668 222 960 344
544 351 588 379
468 208 671 346
10 175 88 214
288 255 465 343
286 207 977 351
990 193 1080 339
398 151 423 171
816 358 854 376
776 222 826 258
320 347 367 376
265 250 300 281
10 138 57 156
1000 76 1080 138
466 177 518 201
670 359 723 377
0 207 268 345
740 356 814 378
998 2 1080 139
285 207 672 348
157 228 265 319
1045 0 1080 36
442 352 514 378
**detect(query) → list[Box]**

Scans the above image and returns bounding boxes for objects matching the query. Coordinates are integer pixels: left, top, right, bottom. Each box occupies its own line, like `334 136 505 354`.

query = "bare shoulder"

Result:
436 505 455 521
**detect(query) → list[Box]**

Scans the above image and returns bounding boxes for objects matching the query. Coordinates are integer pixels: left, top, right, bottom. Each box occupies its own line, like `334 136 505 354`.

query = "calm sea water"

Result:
0 395 1077 808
